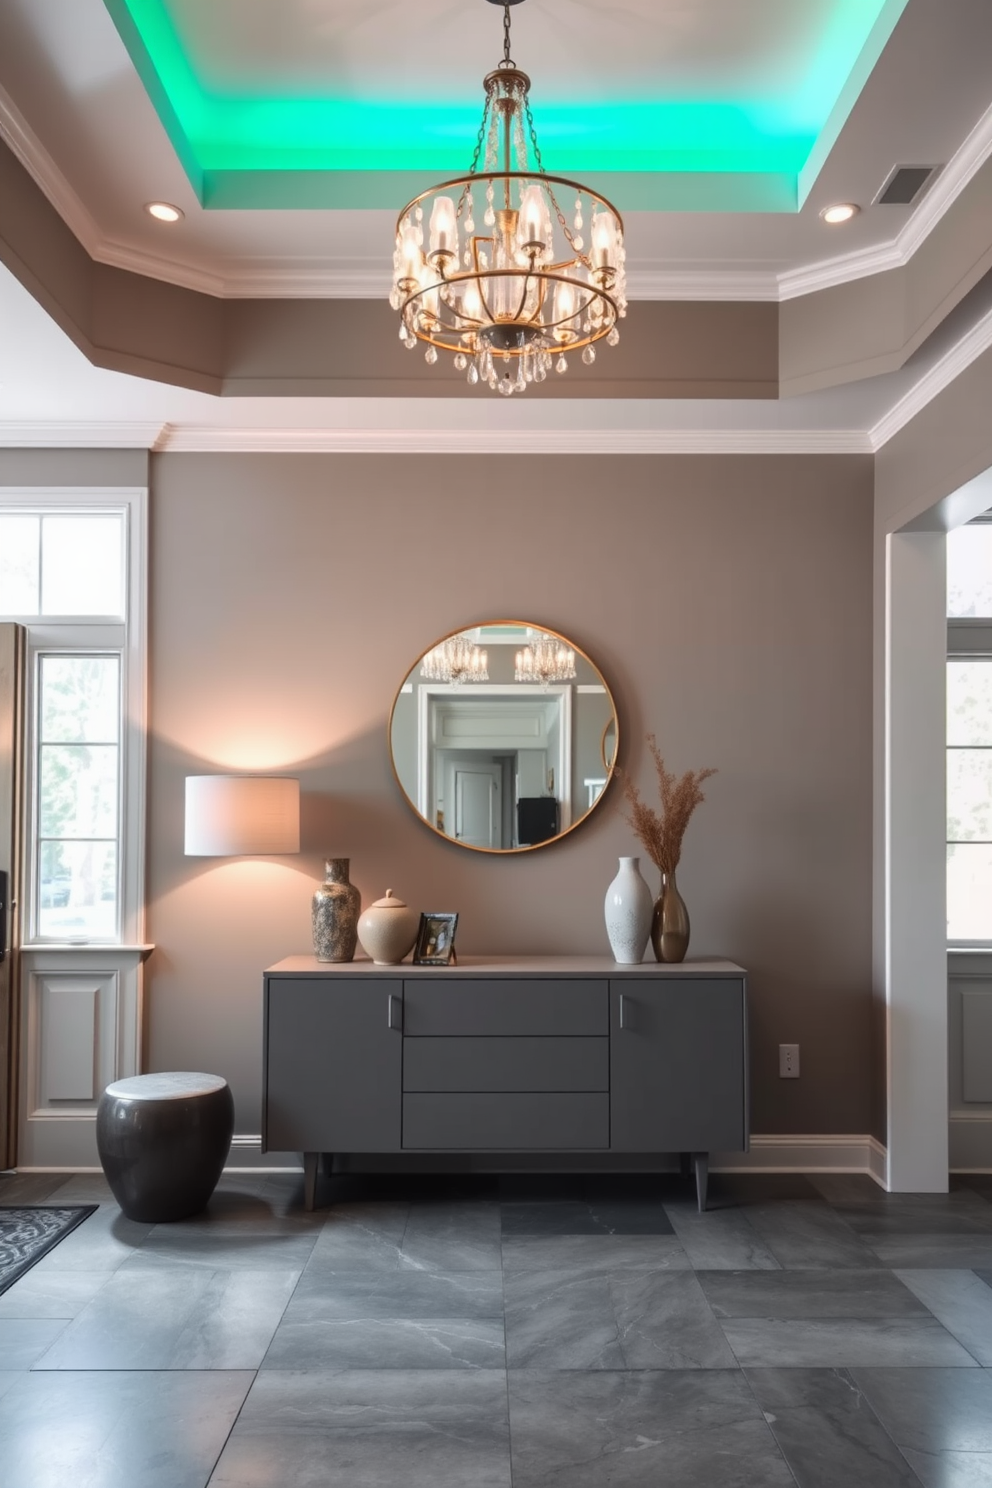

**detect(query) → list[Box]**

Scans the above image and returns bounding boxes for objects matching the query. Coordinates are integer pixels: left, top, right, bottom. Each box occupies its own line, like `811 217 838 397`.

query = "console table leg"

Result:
303 1151 319 1212
693 1152 709 1213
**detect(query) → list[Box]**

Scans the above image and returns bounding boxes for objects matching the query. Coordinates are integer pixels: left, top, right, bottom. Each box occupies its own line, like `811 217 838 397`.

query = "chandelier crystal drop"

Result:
389 0 626 397
420 634 490 685
514 635 577 688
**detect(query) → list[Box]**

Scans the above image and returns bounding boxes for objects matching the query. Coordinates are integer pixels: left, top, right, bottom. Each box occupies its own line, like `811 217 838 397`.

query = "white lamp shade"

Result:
184 776 300 856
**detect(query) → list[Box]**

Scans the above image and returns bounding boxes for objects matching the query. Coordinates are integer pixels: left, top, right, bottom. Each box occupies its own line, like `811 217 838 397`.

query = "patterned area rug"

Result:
0 1206 97 1295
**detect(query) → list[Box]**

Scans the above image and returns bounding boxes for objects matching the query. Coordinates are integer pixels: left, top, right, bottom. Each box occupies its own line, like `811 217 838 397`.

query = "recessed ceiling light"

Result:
145 201 184 223
819 202 860 225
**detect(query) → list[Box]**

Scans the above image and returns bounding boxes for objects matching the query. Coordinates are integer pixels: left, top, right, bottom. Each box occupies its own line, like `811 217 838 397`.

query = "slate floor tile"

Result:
288 1265 504 1319
262 1312 506 1370
612 1269 739 1369
26 1204 151 1272
864 1235 992 1269
500 1233 689 1272
698 1268 930 1319
853 1367 992 1488
503 1267 624 1369
745 1201 885 1269
721 1316 980 1368
0 1318 69 1369
663 1200 781 1269
209 1368 512 1487
507 1368 796 1487
125 1225 319 1272
34 1263 300 1370
0 1368 253 1488
894 1269 992 1365
0 1269 116 1319
745 1367 924 1488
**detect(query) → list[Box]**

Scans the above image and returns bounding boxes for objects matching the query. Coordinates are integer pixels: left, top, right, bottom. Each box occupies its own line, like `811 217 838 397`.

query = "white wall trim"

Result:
869 304 992 450
3 86 991 305
152 426 873 456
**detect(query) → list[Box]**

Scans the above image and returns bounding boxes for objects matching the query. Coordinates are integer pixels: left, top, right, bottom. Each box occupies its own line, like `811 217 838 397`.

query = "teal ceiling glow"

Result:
103 0 908 212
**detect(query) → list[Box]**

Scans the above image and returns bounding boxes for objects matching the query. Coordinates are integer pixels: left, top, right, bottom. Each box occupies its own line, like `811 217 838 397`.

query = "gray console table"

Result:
262 956 748 1212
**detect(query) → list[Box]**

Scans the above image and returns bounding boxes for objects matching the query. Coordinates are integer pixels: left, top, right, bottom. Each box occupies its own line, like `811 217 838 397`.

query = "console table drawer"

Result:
403 1037 608 1093
404 979 608 1036
403 1093 609 1149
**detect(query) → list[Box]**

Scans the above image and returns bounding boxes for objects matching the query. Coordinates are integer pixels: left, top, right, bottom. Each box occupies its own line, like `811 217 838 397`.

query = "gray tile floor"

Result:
2 1167 992 1486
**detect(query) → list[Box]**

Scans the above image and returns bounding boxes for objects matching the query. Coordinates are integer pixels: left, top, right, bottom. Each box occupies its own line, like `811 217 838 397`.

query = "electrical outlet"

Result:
779 1043 800 1078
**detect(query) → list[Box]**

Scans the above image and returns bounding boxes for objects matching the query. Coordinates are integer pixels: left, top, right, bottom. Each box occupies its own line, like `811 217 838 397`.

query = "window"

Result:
0 491 146 945
947 518 992 942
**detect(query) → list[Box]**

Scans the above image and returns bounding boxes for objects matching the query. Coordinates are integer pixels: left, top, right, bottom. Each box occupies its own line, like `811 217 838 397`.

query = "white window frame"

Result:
946 620 992 949
0 488 147 947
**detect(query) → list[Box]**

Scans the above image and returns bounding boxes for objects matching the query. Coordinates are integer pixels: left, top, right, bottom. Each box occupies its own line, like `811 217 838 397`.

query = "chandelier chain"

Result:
502 3 514 67
524 97 587 265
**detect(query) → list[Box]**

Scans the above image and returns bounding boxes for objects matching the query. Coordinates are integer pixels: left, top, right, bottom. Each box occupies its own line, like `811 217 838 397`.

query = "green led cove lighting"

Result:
103 0 907 212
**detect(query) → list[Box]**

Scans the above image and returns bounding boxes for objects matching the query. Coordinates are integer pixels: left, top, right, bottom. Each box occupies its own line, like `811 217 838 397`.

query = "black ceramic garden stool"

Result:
96 1072 234 1222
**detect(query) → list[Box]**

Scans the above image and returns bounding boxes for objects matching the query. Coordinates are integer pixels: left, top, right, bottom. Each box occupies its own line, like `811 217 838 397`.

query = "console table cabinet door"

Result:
264 977 402 1151
610 978 746 1152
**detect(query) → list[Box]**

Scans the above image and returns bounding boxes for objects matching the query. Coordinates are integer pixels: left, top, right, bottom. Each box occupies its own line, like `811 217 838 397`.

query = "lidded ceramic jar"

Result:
357 889 419 965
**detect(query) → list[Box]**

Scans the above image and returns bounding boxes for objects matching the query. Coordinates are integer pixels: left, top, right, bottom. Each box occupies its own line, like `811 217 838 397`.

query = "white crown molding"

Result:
870 302 992 449
779 100 992 301
0 421 166 448
4 83 992 306
0 421 872 454
150 425 873 455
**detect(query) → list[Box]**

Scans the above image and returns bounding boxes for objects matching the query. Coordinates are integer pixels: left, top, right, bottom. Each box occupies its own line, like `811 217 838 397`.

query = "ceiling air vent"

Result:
874 165 939 206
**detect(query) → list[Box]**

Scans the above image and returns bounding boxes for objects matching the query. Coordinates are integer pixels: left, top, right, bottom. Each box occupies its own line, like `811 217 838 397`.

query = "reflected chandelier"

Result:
421 633 490 685
389 0 627 396
515 634 576 687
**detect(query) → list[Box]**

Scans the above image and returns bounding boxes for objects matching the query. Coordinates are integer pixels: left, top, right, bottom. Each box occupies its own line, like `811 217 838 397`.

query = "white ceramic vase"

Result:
604 856 653 964
357 889 420 965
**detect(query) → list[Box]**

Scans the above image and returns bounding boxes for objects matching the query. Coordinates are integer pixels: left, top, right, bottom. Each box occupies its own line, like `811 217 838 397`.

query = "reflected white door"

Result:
452 761 503 848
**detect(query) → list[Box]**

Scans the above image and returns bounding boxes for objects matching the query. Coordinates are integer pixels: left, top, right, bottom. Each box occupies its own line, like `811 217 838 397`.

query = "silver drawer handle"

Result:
388 993 402 1031
619 993 625 1029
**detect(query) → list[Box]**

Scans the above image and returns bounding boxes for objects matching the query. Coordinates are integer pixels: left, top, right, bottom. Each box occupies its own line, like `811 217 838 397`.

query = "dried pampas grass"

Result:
617 735 716 877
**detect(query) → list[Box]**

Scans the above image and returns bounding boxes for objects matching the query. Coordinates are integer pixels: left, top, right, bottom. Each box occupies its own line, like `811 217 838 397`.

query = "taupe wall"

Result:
147 451 874 1141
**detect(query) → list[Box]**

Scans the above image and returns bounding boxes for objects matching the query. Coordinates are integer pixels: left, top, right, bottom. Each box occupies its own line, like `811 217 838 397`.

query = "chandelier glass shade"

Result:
389 1 626 396
420 633 490 685
514 635 577 687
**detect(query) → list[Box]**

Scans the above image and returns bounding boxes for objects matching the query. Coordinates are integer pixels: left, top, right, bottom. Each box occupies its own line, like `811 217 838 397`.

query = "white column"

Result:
884 531 948 1190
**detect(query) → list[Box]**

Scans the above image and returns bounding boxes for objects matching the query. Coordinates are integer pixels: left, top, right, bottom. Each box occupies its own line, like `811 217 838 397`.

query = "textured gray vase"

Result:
312 858 361 962
604 855 653 964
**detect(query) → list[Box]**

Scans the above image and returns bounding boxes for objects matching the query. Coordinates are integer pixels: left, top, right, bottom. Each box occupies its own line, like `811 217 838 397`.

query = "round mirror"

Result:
389 622 619 853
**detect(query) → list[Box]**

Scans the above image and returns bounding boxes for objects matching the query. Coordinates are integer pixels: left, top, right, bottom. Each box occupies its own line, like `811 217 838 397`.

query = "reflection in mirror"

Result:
389 623 619 853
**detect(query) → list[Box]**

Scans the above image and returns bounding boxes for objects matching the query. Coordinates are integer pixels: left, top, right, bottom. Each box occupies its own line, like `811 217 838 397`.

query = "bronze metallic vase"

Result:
312 857 361 962
651 870 690 963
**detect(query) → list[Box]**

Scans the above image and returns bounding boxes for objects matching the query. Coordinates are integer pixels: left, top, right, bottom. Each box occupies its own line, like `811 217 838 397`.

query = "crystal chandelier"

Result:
389 0 626 397
421 633 490 685
515 634 577 687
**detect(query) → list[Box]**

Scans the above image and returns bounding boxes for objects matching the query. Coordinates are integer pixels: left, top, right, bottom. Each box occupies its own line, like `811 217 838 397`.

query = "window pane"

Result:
947 661 992 746
0 515 40 614
948 750 992 841
39 745 118 838
38 840 117 939
948 843 992 938
41 515 124 617
948 525 992 617
40 656 120 743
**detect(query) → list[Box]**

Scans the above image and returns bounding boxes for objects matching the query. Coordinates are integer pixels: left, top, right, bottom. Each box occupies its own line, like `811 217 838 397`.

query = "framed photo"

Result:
413 912 459 966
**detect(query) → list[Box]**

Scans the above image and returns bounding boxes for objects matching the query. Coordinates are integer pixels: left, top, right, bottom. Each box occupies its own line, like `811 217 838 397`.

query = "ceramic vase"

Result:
604 856 653 964
312 858 361 963
357 889 419 965
651 870 690 963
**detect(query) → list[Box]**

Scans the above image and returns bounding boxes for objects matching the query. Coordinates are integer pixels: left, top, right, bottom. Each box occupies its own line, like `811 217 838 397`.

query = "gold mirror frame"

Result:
388 620 619 854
